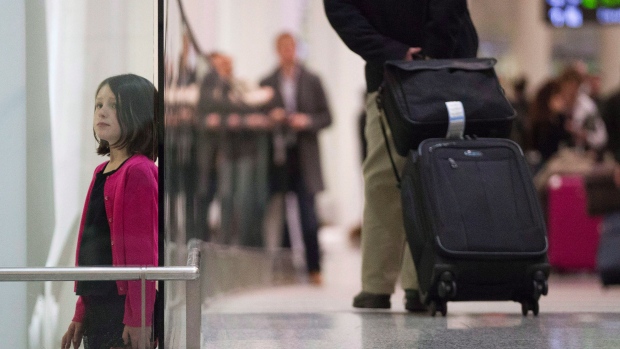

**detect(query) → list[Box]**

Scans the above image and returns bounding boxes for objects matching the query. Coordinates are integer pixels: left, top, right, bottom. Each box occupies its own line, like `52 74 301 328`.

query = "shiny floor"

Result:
203 227 620 349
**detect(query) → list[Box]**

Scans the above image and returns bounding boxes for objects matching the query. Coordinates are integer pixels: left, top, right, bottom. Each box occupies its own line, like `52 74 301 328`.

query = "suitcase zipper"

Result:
448 158 458 169
427 142 457 153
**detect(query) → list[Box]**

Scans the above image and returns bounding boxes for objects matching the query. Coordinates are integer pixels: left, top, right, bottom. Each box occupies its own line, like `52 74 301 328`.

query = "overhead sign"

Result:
545 0 620 27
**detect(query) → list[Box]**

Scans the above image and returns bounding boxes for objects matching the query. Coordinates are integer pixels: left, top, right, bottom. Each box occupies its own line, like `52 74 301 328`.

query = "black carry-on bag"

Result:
378 57 550 316
380 58 516 156
399 137 550 316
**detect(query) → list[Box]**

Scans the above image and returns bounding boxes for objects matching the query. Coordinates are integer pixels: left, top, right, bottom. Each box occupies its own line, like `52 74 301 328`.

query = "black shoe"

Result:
353 291 391 309
404 289 427 312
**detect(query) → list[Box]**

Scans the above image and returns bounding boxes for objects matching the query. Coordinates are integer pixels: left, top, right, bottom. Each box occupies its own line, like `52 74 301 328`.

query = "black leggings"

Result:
82 295 126 349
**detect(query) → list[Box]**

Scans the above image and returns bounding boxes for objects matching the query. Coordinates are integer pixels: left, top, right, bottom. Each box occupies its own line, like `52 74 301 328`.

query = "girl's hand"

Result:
61 321 84 349
121 325 153 349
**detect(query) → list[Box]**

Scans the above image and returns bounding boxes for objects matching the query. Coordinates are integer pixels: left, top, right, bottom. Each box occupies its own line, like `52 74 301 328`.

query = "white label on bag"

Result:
445 101 465 139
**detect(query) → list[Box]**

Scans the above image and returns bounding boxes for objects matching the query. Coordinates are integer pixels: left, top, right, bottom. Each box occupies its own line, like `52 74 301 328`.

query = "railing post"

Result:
186 278 201 349
186 240 201 349
141 267 147 348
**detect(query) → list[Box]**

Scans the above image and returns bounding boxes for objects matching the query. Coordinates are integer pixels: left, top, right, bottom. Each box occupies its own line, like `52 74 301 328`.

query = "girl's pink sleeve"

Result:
72 296 86 323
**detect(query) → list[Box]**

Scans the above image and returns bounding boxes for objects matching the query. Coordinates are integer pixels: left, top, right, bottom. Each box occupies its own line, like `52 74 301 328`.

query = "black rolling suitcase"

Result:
378 57 550 316
399 137 550 316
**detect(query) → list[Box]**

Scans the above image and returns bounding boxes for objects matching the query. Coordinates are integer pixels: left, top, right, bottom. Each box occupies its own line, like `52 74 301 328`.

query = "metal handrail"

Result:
0 243 202 349
0 265 199 281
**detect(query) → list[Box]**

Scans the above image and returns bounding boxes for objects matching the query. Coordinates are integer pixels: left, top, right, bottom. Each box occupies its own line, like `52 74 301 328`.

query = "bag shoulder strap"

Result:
376 80 467 188
376 90 401 187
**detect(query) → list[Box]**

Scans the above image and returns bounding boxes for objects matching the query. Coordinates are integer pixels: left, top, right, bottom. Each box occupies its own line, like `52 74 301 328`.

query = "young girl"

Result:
61 74 158 349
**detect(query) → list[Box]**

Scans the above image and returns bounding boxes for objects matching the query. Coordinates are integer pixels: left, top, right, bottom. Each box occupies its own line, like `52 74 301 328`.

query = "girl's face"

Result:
93 84 122 147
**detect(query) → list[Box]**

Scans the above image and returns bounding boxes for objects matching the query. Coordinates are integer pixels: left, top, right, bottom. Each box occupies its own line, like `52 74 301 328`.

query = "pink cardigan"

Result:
72 154 158 327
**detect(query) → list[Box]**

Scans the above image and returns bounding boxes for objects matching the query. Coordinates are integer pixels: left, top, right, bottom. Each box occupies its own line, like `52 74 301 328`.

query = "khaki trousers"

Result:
361 92 418 294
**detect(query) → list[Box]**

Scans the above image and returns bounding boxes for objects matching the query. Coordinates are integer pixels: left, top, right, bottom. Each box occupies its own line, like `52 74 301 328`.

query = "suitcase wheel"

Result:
430 300 447 317
437 272 457 299
521 299 539 316
533 271 548 297
533 279 548 299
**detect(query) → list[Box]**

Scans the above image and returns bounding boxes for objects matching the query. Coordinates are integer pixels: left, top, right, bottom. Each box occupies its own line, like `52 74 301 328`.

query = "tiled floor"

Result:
202 227 620 348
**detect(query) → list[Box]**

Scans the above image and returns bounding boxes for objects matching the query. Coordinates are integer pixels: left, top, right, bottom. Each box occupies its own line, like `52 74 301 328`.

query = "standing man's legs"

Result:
293 175 321 284
237 155 264 247
218 153 237 245
195 131 218 242
353 92 418 309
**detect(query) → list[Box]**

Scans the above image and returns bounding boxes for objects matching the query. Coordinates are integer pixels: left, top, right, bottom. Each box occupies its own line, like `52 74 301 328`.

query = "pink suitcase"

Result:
547 175 601 271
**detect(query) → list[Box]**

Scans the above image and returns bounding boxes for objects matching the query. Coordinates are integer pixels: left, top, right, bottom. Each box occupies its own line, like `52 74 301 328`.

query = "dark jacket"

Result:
260 65 332 194
196 70 263 160
324 0 479 92
602 89 620 162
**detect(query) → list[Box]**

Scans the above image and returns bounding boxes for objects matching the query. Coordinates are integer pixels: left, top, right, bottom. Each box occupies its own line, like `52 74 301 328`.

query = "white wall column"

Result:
25 0 55 330
600 26 620 95
44 1 155 345
514 0 553 93
0 1 28 347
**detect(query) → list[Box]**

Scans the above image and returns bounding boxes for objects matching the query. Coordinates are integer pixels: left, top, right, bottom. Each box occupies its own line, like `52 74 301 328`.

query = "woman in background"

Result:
528 79 573 170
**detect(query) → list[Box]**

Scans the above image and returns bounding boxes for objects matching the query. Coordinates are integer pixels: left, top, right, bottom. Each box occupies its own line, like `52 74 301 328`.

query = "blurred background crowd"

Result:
164 7 620 283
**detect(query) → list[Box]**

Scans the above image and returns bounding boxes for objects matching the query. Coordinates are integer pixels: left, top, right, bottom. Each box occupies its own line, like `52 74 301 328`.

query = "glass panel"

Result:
163 2 304 347
163 1 339 346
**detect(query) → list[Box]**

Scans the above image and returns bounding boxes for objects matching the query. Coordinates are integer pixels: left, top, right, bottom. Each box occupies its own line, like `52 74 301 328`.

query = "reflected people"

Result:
197 52 274 247
61 74 158 349
166 28 201 244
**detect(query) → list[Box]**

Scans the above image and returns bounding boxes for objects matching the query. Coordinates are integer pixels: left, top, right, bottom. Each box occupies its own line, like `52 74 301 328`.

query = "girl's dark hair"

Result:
94 74 158 161
530 79 561 126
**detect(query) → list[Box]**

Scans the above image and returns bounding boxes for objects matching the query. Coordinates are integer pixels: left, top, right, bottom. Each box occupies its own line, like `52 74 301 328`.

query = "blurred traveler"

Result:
527 79 573 169
557 65 607 156
260 32 332 285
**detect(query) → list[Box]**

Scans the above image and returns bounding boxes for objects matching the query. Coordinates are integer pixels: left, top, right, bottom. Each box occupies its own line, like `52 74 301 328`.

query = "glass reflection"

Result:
164 3 331 272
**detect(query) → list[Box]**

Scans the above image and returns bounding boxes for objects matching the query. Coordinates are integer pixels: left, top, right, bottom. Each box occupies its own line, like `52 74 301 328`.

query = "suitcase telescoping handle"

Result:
376 91 466 187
